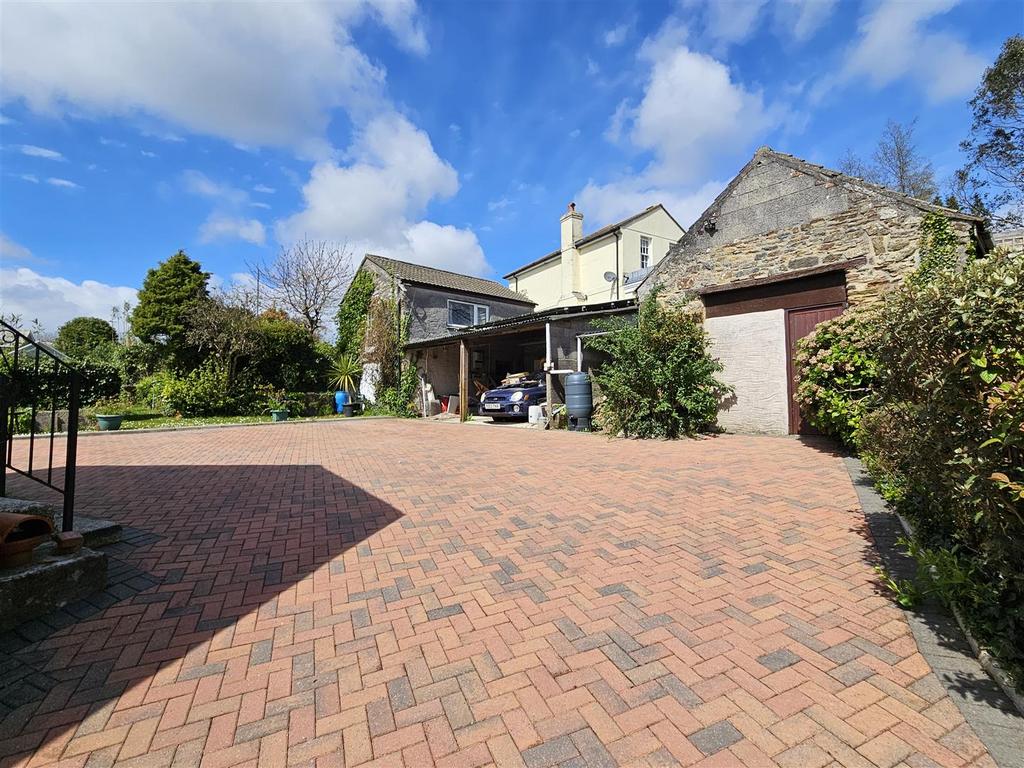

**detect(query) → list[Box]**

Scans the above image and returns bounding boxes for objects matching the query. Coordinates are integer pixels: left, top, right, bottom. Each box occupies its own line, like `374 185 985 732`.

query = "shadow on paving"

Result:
0 464 403 761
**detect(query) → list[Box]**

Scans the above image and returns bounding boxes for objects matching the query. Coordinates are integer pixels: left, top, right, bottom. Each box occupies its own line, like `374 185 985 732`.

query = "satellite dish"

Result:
603 271 617 283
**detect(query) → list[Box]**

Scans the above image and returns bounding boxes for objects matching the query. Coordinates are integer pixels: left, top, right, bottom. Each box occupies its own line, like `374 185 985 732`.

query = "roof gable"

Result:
503 203 684 278
640 146 988 291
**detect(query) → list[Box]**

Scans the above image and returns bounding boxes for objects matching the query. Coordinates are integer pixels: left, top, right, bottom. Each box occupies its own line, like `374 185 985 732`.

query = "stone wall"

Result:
648 159 977 309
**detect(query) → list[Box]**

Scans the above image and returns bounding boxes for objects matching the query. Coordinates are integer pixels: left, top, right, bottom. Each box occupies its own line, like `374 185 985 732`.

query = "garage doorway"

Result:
786 304 844 434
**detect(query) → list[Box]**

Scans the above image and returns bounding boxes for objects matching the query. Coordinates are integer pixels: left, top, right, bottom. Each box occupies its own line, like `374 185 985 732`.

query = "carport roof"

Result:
405 298 637 349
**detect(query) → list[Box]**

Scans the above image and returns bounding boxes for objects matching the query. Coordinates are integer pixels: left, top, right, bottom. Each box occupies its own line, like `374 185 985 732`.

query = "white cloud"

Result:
577 178 723 233
199 214 266 245
277 112 486 275
0 113 13 125
604 22 631 47
253 184 275 194
140 150 158 158
577 17 783 233
703 0 767 47
629 45 780 184
99 137 127 148
775 0 838 42
1 233 34 264
46 177 80 189
182 171 267 243
18 174 39 183
1 1 427 155
837 0 985 102
182 169 246 205
0 266 137 335
16 144 65 161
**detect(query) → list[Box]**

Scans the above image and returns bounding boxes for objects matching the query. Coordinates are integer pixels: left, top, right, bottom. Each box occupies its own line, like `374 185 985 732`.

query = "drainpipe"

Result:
615 231 621 301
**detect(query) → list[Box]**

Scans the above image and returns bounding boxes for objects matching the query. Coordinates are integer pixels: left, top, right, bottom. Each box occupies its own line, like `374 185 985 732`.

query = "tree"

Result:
130 250 209 368
54 316 116 359
185 296 260 383
955 35 1024 228
252 239 353 337
839 119 937 201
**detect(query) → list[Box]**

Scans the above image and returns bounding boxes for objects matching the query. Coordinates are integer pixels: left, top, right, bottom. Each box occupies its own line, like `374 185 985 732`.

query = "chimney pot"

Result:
568 202 576 212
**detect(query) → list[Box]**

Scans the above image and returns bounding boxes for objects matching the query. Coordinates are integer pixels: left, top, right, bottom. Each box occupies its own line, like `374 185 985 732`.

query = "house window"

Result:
448 300 489 328
640 236 651 269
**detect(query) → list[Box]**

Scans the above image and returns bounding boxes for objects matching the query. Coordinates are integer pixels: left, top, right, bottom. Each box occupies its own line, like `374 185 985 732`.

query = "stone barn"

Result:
640 147 991 436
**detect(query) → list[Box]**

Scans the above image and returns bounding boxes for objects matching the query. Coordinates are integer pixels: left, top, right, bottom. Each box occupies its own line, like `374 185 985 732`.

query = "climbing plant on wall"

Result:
335 269 375 357
916 212 968 283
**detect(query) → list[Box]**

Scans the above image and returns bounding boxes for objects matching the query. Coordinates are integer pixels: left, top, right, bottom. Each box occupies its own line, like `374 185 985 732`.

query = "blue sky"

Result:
1 0 1019 333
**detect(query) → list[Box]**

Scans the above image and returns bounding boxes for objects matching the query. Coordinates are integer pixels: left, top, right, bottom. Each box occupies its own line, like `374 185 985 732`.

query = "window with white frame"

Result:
640 236 651 269
447 299 489 328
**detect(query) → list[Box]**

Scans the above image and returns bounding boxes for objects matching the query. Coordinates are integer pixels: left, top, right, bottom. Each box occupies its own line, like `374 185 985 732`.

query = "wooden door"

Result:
786 305 844 434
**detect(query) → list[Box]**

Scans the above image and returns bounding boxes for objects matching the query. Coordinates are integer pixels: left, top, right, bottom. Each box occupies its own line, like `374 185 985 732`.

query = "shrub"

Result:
586 292 730 438
133 371 175 411
794 306 881 446
857 250 1024 684
160 360 234 416
54 316 117 360
249 316 332 392
366 365 419 418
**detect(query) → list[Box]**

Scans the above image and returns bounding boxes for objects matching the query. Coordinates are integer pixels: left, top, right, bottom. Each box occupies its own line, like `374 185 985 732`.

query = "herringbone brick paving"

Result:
0 420 997 767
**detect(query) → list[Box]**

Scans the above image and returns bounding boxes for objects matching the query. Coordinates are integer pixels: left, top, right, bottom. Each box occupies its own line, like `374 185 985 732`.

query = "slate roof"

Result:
503 203 684 278
363 254 534 304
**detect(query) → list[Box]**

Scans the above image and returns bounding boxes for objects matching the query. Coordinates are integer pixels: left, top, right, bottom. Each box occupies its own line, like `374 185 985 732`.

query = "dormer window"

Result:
640 236 651 269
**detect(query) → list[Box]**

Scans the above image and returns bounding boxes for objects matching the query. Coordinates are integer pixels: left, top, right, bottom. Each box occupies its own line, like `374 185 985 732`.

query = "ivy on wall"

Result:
335 269 375 357
916 212 968 282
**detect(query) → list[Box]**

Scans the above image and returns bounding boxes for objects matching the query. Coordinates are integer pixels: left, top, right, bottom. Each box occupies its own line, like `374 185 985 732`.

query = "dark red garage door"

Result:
786 305 844 434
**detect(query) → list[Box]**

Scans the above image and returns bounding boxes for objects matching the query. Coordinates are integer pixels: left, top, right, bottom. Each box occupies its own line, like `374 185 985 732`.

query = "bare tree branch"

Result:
252 238 353 337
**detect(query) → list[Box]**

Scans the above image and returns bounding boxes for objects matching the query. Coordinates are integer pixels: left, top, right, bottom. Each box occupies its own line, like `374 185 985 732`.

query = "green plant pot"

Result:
96 414 124 431
270 409 289 422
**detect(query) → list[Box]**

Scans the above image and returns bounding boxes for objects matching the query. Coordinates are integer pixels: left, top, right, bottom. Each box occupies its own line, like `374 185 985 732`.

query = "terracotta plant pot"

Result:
0 513 54 569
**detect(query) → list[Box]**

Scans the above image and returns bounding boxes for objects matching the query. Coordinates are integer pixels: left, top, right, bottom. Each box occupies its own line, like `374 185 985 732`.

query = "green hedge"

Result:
797 249 1023 687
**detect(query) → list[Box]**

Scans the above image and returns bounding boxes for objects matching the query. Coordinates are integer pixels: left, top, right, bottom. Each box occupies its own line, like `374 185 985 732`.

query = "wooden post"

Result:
459 339 470 423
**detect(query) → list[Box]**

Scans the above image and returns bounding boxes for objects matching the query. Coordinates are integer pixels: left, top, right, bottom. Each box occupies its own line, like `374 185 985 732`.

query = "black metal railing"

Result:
0 319 80 532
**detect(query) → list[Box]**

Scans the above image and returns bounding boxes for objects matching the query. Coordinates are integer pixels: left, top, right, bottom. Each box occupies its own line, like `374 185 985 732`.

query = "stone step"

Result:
0 541 107 634
0 497 121 548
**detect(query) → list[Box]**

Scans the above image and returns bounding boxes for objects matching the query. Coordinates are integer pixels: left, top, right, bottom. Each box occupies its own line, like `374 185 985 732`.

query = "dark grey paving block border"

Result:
843 456 1024 768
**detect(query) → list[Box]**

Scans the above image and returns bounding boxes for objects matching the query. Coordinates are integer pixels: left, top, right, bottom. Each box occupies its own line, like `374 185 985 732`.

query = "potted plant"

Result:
267 391 290 422
330 355 362 417
94 396 131 431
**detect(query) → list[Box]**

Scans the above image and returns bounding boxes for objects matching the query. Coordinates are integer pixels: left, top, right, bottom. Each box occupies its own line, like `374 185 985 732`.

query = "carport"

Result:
405 299 635 419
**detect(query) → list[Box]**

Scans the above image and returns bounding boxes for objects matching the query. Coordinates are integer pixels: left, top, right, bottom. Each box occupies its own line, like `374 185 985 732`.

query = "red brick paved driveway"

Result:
1 420 995 767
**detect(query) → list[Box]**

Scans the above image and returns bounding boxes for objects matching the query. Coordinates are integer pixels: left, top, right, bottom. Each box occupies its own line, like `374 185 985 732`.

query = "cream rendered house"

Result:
503 203 685 310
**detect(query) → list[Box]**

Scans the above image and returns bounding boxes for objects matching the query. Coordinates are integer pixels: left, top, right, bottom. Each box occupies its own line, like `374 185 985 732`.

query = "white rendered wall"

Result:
705 309 789 435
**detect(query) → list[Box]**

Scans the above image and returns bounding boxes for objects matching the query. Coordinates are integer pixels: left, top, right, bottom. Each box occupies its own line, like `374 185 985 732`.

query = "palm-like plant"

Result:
330 355 362 394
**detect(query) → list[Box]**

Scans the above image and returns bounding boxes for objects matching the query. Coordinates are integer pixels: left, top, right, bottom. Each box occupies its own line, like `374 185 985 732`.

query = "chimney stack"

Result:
560 202 584 299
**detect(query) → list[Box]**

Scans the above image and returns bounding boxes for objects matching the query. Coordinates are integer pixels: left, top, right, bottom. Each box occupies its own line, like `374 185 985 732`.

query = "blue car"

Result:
479 375 546 420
